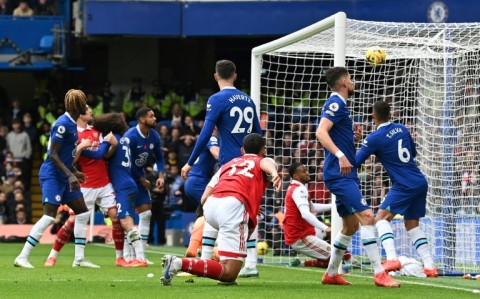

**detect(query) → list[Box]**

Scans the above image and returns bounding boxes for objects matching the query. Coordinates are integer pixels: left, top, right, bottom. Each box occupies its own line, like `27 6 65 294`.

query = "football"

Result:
365 46 387 66
257 241 269 255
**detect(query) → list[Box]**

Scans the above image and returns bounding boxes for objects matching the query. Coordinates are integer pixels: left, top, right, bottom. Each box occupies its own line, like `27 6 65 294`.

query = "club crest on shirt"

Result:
149 143 154 149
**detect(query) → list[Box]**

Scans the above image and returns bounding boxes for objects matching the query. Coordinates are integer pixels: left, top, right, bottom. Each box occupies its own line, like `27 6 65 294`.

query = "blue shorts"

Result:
184 176 209 205
116 186 137 219
325 178 369 217
135 183 151 207
39 177 83 206
380 183 428 220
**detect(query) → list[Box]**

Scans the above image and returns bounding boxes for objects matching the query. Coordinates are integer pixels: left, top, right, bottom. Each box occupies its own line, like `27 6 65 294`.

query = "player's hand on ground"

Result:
181 164 192 180
140 177 152 190
104 132 118 146
271 173 281 191
338 156 352 176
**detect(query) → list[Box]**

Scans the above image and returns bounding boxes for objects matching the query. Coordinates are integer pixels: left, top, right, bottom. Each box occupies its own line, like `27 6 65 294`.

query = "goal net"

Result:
252 12 480 275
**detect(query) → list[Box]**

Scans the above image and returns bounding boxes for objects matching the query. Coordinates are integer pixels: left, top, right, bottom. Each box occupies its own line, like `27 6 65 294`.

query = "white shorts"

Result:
290 235 331 260
81 183 116 213
203 196 249 261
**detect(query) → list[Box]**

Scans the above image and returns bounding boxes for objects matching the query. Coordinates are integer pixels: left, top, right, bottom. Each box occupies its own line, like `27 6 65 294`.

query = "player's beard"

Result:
347 87 355 97
146 121 157 129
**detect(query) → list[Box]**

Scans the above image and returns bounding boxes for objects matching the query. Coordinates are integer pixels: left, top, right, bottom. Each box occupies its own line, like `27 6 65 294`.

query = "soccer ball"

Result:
365 46 386 67
257 241 269 255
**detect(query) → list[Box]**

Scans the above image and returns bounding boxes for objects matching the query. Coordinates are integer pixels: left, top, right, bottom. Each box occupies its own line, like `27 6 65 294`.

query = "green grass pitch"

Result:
1 243 479 298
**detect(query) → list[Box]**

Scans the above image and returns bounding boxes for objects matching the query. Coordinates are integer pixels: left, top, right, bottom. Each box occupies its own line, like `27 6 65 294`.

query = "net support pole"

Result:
441 29 455 273
331 13 347 273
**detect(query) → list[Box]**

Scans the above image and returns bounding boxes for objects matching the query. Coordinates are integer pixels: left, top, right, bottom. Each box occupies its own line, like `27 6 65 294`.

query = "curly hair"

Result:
92 113 129 136
64 89 87 116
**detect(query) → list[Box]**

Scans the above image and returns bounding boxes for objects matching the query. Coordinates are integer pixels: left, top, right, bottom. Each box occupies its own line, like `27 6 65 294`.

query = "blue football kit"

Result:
187 87 262 168
321 93 369 216
356 122 428 219
124 125 165 207
184 136 219 204
39 112 83 205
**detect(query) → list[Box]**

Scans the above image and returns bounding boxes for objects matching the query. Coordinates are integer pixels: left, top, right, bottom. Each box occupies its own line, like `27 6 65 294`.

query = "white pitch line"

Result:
91 244 479 293
263 264 479 293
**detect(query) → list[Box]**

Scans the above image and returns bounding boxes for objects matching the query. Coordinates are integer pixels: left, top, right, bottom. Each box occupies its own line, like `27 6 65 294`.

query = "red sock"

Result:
304 259 329 268
181 258 224 279
112 220 124 251
53 220 74 252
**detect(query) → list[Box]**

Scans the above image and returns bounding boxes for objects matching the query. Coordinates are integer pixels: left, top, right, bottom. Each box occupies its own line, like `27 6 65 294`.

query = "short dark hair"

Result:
243 133 265 155
288 162 304 178
215 60 236 80
135 107 152 120
325 67 349 90
373 100 390 122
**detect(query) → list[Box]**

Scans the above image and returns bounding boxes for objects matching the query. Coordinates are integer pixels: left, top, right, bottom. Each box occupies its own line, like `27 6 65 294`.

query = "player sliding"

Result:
316 67 399 287
283 163 351 268
161 133 281 286
355 100 437 277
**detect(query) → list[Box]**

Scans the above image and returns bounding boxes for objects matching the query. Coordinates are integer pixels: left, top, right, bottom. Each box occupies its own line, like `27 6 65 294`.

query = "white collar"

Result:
290 179 308 188
77 124 92 132
330 92 346 105
221 86 236 90
377 122 392 130
65 112 76 124
136 124 146 138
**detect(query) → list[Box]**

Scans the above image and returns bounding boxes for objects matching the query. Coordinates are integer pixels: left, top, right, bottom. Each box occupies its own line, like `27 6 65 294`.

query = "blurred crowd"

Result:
0 0 57 16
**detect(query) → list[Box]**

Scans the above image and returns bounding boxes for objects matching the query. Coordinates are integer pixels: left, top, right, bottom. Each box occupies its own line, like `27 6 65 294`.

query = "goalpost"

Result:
251 12 480 275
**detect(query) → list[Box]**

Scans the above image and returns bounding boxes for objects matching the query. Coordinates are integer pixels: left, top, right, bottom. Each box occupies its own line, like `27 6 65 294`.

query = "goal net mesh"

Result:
257 18 480 275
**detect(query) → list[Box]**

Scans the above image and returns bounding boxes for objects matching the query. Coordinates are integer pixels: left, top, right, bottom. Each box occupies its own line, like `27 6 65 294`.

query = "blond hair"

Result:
64 89 87 115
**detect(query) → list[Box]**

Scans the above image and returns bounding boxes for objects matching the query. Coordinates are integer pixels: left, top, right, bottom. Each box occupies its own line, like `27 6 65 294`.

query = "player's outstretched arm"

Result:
182 119 216 180
260 157 281 191
354 135 376 169
316 118 352 176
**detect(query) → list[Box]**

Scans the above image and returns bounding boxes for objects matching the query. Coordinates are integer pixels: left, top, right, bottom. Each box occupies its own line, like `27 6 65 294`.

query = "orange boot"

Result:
185 216 205 257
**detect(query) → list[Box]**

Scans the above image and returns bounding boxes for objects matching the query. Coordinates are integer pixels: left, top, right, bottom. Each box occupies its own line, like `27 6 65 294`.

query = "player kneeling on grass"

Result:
161 133 281 286
283 163 351 268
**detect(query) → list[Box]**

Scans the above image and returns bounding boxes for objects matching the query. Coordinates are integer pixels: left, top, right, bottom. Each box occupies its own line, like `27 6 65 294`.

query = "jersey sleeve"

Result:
50 122 69 144
81 142 110 159
355 134 378 168
292 185 309 207
252 103 263 135
207 167 221 188
408 130 417 158
205 94 223 123
207 136 219 149
187 119 216 166
321 99 346 124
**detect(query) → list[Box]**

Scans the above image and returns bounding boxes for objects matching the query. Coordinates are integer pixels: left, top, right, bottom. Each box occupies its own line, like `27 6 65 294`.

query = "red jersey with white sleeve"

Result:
211 154 269 228
77 125 110 188
283 180 316 245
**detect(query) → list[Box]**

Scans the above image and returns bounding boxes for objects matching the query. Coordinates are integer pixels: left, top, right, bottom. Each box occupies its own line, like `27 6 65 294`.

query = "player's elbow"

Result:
315 130 326 144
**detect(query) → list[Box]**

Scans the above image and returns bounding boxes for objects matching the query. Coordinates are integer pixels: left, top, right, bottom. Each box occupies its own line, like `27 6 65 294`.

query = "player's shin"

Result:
112 219 125 259
186 216 205 257
376 219 398 260
201 222 218 259
19 215 55 258
181 258 224 279
73 211 90 262
127 227 145 261
49 219 74 258
138 210 151 254
360 225 384 274
407 226 435 269
327 233 352 276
